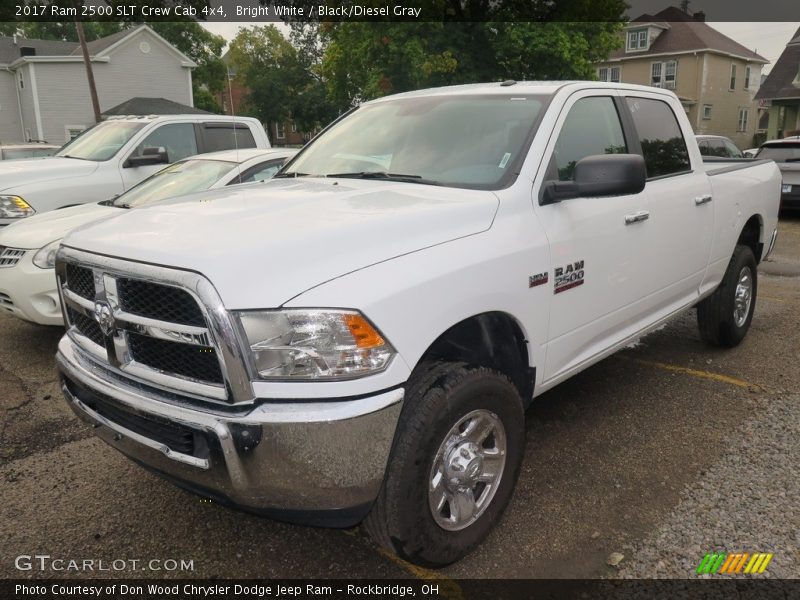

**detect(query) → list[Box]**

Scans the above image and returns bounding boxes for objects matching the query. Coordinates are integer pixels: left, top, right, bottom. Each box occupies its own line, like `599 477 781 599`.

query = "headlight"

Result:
0 195 35 219
32 239 62 269
237 309 395 380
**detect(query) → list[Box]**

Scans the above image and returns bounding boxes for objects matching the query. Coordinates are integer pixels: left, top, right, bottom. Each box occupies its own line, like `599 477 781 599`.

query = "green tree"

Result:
315 0 626 108
228 25 337 135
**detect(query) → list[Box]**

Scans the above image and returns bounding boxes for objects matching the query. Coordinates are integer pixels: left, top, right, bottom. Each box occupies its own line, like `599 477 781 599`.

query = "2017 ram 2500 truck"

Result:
0 115 269 228
54 82 780 567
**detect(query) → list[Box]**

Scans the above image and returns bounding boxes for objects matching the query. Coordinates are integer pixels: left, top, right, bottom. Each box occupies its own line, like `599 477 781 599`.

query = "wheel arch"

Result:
737 214 765 263
412 311 535 407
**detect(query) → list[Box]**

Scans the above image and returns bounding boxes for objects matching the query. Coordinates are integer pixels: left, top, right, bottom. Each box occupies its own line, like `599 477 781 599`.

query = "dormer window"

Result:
628 28 649 51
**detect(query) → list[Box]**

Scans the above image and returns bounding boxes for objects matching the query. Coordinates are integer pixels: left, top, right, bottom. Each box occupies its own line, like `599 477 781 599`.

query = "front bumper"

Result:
0 252 62 325
57 336 404 526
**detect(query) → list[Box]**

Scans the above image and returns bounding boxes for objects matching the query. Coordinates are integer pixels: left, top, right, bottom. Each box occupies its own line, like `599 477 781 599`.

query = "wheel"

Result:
697 244 757 347
364 361 525 567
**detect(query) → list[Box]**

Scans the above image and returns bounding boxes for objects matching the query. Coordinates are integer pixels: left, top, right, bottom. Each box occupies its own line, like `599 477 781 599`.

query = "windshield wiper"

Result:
326 171 440 185
59 154 89 161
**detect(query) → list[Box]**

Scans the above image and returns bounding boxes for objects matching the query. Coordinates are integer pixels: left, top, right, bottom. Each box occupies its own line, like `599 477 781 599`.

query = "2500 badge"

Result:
554 260 585 294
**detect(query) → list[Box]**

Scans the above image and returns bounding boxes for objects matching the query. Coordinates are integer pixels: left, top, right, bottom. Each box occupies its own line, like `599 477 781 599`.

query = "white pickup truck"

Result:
54 82 780 567
0 115 269 228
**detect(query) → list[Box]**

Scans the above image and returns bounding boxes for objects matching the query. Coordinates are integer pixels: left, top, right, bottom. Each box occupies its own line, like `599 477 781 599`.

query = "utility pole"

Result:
74 10 101 123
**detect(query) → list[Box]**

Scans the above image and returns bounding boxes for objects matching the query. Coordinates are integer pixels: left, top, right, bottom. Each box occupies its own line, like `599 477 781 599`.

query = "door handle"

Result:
694 194 713 205
624 210 650 225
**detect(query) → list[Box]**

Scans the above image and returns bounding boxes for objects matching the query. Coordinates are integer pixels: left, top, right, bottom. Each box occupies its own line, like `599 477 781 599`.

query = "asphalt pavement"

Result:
1 216 798 583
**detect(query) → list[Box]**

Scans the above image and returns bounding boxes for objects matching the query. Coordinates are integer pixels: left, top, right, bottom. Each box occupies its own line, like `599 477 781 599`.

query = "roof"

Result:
0 25 195 68
69 28 133 56
608 7 767 63
102 97 213 116
371 80 681 103
0 36 77 64
755 27 800 100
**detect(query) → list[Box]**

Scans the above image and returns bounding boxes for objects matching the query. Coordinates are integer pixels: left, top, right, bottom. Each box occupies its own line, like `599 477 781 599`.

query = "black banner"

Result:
3 0 800 23
3 579 799 600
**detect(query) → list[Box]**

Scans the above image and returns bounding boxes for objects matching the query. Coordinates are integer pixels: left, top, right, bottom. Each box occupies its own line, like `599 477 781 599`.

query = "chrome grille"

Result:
56 248 255 405
128 332 223 384
67 306 105 348
66 263 95 299
117 278 205 326
0 246 26 268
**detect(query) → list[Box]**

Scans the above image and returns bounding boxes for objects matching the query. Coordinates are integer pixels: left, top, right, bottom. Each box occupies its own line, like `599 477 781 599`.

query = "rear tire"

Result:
697 244 757 347
364 361 525 567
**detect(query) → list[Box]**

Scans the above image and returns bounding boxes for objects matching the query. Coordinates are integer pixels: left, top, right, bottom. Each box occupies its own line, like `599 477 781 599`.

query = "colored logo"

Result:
696 552 773 575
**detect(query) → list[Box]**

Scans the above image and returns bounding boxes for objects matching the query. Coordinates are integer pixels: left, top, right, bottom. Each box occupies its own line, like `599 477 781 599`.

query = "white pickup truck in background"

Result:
0 115 270 228
54 82 780 567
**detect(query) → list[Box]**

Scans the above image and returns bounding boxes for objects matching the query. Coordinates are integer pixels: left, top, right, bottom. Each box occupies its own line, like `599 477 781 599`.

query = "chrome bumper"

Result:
57 336 404 526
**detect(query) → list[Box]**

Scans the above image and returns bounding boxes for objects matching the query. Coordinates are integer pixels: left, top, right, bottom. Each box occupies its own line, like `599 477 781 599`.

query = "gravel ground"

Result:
614 391 799 579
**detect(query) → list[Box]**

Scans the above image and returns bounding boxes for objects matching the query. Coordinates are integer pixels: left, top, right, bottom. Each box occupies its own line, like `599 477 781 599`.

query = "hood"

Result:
0 202 118 249
0 157 99 192
63 178 499 308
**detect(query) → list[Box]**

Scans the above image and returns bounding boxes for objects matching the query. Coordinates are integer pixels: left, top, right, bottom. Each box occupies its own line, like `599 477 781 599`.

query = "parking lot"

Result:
1 217 798 582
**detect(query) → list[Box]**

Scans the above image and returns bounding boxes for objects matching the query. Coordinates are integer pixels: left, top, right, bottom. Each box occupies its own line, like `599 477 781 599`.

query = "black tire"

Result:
364 361 525 567
697 244 757 347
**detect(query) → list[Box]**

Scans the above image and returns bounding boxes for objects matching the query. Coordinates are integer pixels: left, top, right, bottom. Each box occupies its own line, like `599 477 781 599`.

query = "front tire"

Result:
697 244 757 347
364 362 525 567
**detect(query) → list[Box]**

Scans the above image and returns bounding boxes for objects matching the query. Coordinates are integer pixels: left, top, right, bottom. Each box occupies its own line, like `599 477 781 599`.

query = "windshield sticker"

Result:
554 260 585 294
499 152 511 169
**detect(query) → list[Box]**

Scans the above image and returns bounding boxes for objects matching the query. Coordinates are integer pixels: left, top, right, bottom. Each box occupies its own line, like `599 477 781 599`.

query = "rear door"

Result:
620 93 713 308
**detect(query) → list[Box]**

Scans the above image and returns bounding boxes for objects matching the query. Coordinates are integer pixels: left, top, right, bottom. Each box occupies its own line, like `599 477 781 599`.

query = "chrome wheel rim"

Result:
428 409 507 531
733 266 753 328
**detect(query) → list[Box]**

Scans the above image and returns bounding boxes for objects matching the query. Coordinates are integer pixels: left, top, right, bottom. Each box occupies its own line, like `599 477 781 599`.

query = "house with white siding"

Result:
0 26 196 144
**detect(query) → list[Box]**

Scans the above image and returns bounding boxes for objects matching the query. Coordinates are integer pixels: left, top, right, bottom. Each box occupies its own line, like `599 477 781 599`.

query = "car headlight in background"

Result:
237 309 395 380
32 239 62 269
0 195 35 219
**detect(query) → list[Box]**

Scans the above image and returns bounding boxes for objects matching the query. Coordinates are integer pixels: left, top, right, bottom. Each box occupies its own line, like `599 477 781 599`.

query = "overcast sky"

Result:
200 21 800 76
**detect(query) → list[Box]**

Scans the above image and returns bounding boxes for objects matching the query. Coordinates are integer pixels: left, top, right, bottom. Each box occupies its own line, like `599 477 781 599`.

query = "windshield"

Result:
755 144 800 162
111 159 236 208
56 121 146 161
282 95 547 189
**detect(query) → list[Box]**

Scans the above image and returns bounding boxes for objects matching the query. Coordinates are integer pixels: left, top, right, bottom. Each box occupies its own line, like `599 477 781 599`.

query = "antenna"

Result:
227 66 243 183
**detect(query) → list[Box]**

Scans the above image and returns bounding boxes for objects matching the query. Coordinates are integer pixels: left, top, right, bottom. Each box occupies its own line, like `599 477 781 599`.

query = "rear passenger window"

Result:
625 97 691 178
202 124 257 152
552 97 627 181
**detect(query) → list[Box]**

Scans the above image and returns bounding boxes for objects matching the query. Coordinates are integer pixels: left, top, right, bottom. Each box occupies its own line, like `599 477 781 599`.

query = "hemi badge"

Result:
529 272 549 288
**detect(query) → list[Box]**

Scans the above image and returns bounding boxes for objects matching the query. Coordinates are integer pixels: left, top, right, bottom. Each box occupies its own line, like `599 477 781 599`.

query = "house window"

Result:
18 72 23 89
291 122 297 133
738 108 749 132
597 66 621 82
651 62 662 87
702 104 712 120
730 64 737 90
627 29 648 51
275 122 285 140
64 125 86 142
744 66 751 90
650 61 676 89
664 61 677 89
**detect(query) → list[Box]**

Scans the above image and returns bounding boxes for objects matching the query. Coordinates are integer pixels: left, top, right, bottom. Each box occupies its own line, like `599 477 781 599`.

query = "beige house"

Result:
595 6 767 148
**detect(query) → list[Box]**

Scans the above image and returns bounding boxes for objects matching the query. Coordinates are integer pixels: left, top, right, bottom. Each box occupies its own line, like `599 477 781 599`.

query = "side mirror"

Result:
542 154 647 204
124 146 168 168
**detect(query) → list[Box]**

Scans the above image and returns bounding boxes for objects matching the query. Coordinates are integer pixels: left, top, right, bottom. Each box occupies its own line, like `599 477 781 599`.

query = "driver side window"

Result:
132 123 198 163
552 97 628 181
